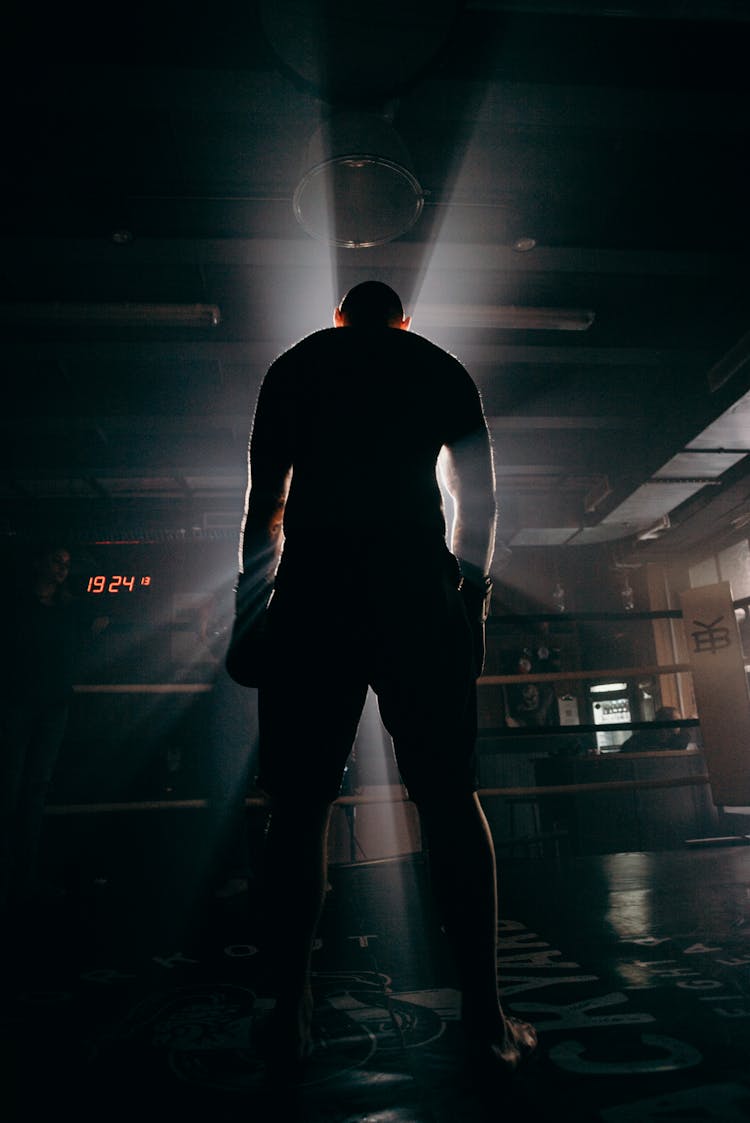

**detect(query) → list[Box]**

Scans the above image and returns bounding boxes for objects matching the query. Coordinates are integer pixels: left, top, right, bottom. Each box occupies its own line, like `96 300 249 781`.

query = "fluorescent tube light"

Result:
416 304 595 331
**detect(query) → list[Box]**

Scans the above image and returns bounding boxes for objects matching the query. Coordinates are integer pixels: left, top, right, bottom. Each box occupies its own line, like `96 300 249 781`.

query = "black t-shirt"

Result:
2 590 79 704
248 326 487 551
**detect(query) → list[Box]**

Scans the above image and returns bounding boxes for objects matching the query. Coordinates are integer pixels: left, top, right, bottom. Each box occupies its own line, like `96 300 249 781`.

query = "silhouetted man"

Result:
619 705 691 752
227 281 536 1084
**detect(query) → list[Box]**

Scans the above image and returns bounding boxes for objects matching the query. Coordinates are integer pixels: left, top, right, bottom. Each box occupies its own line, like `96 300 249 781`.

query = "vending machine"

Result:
590 682 633 752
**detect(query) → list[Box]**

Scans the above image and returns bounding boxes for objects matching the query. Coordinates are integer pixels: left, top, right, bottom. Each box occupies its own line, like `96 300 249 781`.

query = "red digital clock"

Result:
86 575 152 594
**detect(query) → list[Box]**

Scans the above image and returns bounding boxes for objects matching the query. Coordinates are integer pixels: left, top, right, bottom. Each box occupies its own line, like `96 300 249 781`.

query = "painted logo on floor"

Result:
111 971 446 1090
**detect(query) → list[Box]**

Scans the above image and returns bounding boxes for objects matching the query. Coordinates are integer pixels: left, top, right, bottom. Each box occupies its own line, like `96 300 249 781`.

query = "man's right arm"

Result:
225 364 293 686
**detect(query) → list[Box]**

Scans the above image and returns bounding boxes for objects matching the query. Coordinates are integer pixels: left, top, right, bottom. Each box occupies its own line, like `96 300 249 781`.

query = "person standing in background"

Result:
0 541 105 915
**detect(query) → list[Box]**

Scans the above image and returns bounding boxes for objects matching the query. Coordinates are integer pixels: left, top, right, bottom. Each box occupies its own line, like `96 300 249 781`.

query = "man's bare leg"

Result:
416 790 537 1069
259 797 333 1060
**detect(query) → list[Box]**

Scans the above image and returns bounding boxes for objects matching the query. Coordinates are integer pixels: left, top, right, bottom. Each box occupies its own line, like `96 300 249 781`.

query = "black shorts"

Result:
255 546 478 805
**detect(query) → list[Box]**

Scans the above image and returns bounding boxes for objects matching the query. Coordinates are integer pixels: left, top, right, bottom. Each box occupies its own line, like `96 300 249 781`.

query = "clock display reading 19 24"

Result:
86 575 152 594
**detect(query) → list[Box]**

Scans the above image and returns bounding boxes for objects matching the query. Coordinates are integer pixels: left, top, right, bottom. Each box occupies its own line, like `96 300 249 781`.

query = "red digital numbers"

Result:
86 575 151 594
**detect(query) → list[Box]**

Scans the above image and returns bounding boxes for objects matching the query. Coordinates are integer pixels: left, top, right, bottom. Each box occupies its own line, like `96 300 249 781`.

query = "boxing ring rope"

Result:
44 769 710 817
53 639 711 820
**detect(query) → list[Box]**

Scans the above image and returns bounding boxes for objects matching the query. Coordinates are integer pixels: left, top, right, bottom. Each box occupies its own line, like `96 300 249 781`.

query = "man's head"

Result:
334 281 411 331
33 542 71 585
655 705 681 741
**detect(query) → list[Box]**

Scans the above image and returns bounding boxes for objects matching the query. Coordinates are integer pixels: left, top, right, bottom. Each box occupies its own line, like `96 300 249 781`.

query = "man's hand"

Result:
460 571 493 677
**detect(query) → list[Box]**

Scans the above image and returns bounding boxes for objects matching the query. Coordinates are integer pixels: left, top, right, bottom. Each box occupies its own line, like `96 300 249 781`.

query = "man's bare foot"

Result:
465 1016 538 1081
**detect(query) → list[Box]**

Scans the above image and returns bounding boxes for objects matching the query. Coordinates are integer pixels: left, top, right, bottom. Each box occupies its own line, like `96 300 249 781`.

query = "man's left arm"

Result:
439 382 498 674
441 426 497 583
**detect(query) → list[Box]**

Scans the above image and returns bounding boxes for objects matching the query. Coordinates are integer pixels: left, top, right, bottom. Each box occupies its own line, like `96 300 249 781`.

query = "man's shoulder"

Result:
371 328 473 382
401 329 464 361
268 325 472 384
270 328 337 366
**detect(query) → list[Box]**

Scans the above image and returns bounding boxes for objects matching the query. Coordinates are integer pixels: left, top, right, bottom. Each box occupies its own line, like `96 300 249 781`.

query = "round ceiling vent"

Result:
293 112 424 247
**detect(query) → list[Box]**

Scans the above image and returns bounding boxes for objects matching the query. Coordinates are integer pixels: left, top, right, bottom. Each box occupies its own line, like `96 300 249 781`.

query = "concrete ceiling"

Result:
2 0 750 565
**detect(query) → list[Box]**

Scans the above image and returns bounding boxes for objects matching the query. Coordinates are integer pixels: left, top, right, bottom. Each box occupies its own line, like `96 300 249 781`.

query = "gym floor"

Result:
3 812 750 1122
